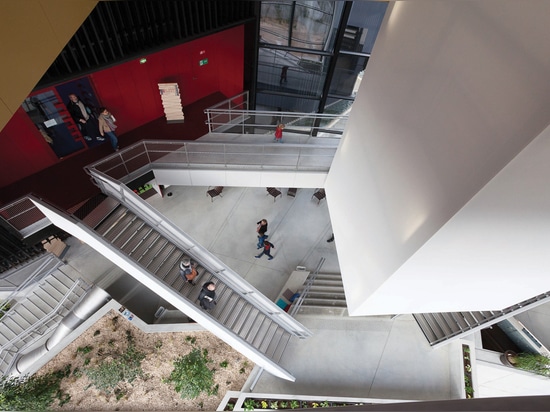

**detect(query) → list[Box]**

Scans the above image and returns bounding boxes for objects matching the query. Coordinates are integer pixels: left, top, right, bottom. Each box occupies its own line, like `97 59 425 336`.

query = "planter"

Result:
462 344 474 399
500 350 518 367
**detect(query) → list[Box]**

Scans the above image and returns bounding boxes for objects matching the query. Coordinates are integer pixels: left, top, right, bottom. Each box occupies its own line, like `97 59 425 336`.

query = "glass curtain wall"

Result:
256 0 387 115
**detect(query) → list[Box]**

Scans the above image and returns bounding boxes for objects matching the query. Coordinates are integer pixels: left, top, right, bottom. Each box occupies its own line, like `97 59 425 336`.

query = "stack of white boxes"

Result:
157 82 185 123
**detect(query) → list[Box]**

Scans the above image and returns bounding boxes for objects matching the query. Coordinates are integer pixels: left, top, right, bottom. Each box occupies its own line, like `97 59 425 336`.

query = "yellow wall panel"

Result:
0 0 97 132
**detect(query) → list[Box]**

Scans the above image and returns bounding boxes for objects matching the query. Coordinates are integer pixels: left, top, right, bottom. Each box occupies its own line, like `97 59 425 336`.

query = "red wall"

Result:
90 26 244 135
0 108 58 188
0 26 244 188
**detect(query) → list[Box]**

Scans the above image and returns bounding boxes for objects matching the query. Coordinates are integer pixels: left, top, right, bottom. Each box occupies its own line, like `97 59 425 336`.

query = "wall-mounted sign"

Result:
199 58 209 66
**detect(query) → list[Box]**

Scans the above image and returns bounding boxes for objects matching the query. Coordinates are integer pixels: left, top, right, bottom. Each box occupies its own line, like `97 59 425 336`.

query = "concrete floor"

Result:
61 183 455 402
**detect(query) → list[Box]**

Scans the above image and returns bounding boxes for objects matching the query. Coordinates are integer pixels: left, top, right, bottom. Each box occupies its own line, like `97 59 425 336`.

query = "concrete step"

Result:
302 297 347 307
308 284 345 294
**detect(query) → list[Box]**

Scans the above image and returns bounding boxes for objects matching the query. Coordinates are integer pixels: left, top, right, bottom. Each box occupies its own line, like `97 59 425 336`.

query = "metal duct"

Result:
13 285 111 375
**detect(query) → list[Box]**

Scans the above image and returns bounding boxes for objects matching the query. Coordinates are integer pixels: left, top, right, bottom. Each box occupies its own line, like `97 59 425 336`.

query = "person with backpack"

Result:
179 258 198 285
198 282 216 310
255 240 275 260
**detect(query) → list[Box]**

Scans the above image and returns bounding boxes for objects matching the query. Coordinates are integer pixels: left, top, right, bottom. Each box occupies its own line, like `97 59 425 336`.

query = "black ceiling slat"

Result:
58 51 73 76
72 32 91 69
66 39 83 72
123 2 139 49
36 1 257 89
108 2 127 54
80 24 100 66
201 2 207 32
96 3 122 59
158 2 170 41
186 1 195 36
171 2 183 39
87 13 109 64
149 2 160 44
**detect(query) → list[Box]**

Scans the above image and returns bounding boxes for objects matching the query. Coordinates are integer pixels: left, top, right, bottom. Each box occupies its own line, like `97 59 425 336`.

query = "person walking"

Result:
256 219 268 248
179 258 198 285
98 107 119 151
255 240 275 260
257 233 268 249
280 65 288 83
198 282 216 310
274 123 285 143
66 93 104 142
257 219 268 236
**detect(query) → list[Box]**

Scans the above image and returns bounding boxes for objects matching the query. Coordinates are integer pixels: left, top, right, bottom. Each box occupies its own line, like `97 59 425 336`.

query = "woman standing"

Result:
98 107 119 151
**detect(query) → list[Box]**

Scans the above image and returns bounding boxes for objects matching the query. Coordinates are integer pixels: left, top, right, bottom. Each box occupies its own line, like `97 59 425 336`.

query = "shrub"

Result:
83 339 145 395
514 353 550 377
165 347 217 399
0 366 70 410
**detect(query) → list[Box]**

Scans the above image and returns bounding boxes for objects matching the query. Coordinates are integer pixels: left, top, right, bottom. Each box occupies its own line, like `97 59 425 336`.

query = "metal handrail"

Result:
89 169 312 338
0 254 63 317
288 257 326 317
0 278 89 371
204 108 348 136
84 140 337 183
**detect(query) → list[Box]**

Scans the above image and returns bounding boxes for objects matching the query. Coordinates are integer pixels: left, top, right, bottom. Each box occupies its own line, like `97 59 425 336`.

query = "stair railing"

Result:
0 278 90 374
0 254 63 317
288 257 326 317
87 169 313 338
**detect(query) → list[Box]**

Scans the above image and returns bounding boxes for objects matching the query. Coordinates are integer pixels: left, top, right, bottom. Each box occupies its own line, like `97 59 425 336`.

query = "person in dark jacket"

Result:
66 93 104 142
255 240 275 260
198 282 216 310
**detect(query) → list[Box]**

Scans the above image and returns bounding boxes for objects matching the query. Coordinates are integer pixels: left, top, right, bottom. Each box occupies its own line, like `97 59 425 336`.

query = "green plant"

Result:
83 337 146 396
185 336 197 344
280 400 288 408
0 366 70 410
514 353 550 376
290 400 300 409
239 360 250 374
320 400 330 407
260 400 268 409
76 345 93 355
312 402 319 408
165 347 217 399
270 400 279 409
0 301 11 320
220 360 229 368
243 398 256 411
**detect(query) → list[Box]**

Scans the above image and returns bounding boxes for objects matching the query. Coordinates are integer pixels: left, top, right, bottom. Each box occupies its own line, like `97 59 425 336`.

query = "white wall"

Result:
326 1 550 315
153 168 327 189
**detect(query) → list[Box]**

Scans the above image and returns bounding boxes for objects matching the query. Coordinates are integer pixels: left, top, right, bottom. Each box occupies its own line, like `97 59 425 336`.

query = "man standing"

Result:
66 94 104 142
98 107 119 151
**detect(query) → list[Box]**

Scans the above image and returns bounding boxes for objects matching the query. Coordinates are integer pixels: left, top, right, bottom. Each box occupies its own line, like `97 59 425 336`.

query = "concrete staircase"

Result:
413 290 550 348
295 273 347 316
91 203 295 365
0 268 90 376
